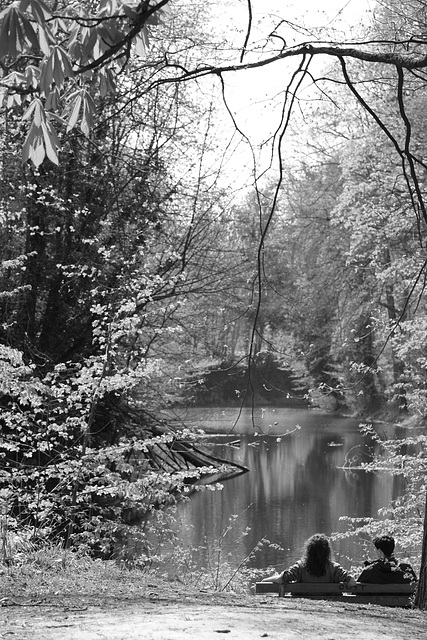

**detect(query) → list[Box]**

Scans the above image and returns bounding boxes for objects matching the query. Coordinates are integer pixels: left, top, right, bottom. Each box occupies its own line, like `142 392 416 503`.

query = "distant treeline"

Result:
187 357 309 407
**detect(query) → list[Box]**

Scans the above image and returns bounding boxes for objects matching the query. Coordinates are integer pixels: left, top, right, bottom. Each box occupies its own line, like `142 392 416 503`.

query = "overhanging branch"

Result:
157 43 427 87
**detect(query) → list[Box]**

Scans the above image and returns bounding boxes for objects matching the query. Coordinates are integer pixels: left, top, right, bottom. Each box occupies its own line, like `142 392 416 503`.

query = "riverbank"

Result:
1 559 426 639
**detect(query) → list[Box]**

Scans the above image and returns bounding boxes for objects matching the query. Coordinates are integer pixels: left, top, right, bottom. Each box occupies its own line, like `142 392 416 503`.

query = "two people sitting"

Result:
261 533 417 585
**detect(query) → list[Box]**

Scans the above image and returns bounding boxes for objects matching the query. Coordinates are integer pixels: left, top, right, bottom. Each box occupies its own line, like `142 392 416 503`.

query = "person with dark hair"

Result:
357 534 417 584
261 533 356 585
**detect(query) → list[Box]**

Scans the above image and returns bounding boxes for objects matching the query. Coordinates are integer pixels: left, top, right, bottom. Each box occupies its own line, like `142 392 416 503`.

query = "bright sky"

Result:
209 0 374 188
262 0 374 30
223 0 374 122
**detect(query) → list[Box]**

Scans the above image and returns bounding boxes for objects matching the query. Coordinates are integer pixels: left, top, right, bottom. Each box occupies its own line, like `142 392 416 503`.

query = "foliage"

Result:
0 0 173 166
0 370 220 557
0 0 282 566
0 0 243 556
332 422 425 577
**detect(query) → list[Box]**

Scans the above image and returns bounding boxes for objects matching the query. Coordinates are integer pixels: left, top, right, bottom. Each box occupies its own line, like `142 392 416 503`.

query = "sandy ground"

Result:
1 593 427 640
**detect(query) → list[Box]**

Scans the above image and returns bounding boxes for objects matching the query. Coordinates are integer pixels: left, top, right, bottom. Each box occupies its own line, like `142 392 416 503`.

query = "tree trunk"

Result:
413 489 427 609
383 247 407 408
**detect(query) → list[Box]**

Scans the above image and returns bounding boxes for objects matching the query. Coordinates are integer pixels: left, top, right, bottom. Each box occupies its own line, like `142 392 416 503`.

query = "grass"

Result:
0 506 271 602
0 543 265 605
1 547 154 602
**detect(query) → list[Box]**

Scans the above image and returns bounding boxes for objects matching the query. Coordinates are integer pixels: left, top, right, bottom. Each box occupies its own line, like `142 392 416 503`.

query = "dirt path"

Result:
1 595 427 640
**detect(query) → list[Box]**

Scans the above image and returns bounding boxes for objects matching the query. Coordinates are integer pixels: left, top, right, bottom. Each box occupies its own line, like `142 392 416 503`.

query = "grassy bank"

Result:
0 546 258 606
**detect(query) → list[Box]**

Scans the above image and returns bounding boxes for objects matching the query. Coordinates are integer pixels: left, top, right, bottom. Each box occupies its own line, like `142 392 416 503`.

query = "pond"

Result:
159 406 406 576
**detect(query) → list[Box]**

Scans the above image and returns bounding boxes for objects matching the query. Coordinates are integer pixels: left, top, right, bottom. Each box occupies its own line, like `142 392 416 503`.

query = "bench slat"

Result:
350 583 415 594
255 582 416 596
281 583 344 595
255 582 280 594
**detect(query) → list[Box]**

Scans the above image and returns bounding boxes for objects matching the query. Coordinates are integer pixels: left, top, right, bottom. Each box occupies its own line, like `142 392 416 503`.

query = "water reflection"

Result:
161 407 404 573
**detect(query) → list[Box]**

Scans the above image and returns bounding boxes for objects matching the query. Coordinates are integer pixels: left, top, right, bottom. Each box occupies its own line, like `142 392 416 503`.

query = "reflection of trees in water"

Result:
171 415 401 571
342 468 361 487
342 444 372 469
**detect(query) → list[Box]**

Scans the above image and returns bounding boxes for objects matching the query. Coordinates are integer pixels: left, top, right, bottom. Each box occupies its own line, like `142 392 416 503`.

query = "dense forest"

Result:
2 0 427 607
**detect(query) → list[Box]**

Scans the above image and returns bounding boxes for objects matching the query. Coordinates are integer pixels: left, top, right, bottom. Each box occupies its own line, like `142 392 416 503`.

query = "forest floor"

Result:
1 572 427 640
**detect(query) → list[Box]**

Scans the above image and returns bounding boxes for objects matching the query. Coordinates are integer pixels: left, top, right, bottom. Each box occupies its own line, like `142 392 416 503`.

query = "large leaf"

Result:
22 97 41 123
66 93 82 132
23 0 52 24
0 7 25 59
98 0 119 18
23 23 39 52
55 46 75 79
0 9 12 58
25 64 41 88
35 20 52 56
38 58 50 96
22 122 45 166
21 99 60 166
134 32 147 58
98 68 116 98
80 25 98 63
121 4 138 21
2 71 27 88
40 46 74 95
96 24 125 49
6 92 22 108
45 86 60 111
18 0 32 12
81 91 96 136
41 119 59 164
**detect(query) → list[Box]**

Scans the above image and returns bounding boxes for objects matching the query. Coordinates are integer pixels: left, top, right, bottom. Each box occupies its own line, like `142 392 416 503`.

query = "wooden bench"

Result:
255 581 416 607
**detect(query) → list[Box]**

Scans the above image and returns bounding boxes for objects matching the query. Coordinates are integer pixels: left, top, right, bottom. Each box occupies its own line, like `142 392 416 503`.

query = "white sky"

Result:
223 0 374 125
208 0 375 188
259 0 374 29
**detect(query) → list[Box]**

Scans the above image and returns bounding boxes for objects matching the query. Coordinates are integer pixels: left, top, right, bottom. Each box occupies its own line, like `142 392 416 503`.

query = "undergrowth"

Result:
0 513 273 600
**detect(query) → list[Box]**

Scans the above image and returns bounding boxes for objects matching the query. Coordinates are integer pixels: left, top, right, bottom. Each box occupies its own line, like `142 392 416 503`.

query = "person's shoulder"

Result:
290 560 303 569
362 559 380 569
357 561 378 582
284 560 303 574
363 558 379 567
397 561 417 579
358 560 381 582
282 560 303 582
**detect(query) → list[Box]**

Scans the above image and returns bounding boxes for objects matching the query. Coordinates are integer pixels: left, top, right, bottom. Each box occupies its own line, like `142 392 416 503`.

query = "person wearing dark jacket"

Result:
357 535 417 584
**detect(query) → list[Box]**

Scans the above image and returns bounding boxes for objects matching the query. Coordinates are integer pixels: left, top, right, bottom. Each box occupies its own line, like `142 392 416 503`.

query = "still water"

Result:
163 406 405 575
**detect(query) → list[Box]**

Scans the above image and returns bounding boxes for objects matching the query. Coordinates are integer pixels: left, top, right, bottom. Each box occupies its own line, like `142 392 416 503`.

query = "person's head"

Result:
301 533 332 577
373 535 395 559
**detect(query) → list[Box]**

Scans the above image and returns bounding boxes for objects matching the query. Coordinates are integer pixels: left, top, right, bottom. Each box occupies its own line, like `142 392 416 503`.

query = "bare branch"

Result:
240 0 253 64
395 64 427 228
157 43 427 89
